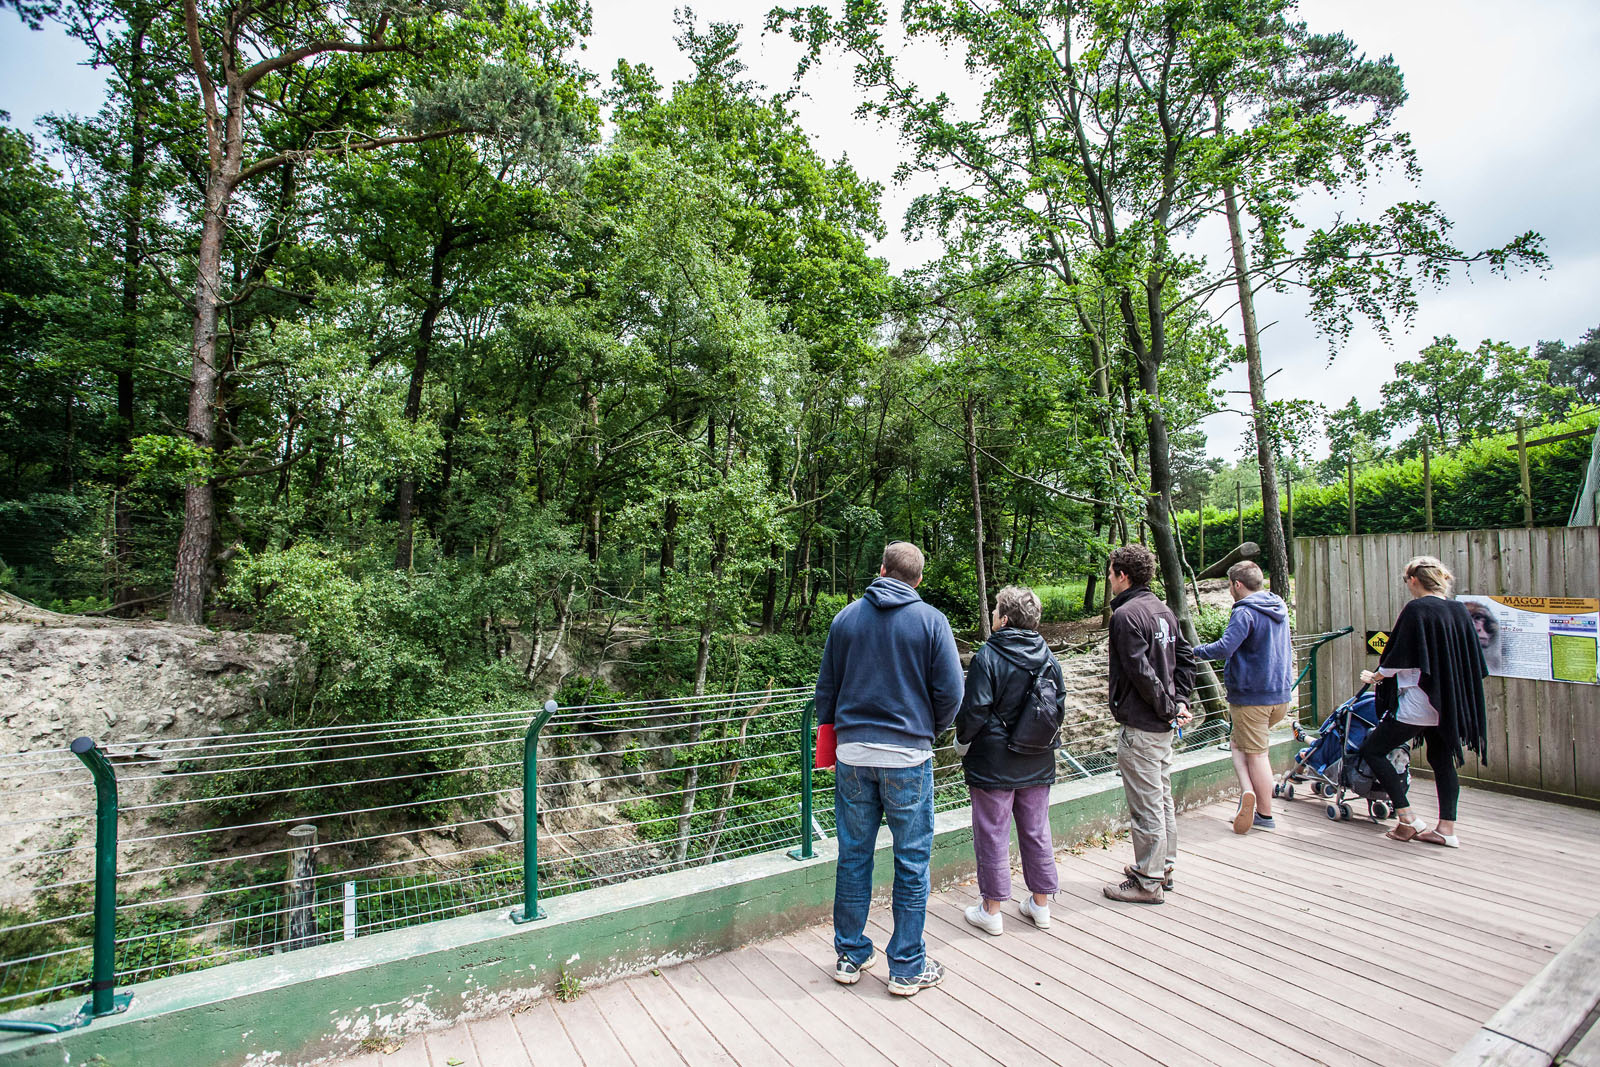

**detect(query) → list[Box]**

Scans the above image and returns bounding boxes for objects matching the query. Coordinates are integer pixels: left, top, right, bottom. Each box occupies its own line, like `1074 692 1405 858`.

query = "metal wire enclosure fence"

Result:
0 629 1348 1025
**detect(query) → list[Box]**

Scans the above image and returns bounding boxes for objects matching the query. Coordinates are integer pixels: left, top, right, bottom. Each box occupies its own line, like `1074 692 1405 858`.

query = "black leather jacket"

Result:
955 627 1065 790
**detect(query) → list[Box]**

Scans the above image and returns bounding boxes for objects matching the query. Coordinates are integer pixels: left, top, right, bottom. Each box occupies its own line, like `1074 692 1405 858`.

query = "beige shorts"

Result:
1230 703 1290 754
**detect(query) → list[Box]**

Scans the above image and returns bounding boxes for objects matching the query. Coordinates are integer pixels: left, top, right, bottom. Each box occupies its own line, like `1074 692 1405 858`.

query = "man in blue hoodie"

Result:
1192 561 1294 834
815 541 963 997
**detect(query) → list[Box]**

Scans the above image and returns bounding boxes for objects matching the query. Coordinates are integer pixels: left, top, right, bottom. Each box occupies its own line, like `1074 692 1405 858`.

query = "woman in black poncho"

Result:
1357 555 1488 848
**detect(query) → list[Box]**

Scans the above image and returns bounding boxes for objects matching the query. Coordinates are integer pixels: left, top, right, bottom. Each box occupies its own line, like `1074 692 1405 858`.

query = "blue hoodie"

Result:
1192 590 1294 706
814 577 964 750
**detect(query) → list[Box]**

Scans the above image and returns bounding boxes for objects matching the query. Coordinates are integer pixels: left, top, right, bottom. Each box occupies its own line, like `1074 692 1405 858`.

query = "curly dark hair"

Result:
1108 543 1157 588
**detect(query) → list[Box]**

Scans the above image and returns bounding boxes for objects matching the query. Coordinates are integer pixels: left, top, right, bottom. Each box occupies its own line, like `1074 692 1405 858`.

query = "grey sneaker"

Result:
1253 813 1277 831
833 951 874 985
886 959 945 997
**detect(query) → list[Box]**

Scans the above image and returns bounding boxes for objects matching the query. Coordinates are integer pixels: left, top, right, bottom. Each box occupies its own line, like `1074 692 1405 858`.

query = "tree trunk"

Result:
965 396 990 640
169 172 232 625
114 24 147 615
394 241 448 569
660 499 678 576
1125 291 1223 713
1224 183 1291 595
759 544 780 633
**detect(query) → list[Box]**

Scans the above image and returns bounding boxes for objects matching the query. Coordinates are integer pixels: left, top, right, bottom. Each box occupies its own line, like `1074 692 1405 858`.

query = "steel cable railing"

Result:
0 632 1349 1032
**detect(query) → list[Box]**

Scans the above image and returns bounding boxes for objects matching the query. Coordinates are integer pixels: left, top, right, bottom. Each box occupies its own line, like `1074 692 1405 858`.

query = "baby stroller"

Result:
1273 686 1409 823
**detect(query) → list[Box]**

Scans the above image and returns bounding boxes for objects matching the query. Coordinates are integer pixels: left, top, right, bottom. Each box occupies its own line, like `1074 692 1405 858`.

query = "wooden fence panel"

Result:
1568 526 1600 797
1296 526 1599 801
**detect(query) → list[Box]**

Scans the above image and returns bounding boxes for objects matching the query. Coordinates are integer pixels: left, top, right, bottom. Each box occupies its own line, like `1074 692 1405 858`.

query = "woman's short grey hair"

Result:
995 585 1042 630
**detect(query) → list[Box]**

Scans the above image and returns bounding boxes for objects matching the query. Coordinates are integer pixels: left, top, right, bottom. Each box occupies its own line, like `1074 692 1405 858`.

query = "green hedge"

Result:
1177 412 1598 577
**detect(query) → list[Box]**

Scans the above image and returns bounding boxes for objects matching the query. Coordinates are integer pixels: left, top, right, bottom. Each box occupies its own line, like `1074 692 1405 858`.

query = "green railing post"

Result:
71 737 130 1019
788 700 815 861
1291 627 1353 727
511 700 557 924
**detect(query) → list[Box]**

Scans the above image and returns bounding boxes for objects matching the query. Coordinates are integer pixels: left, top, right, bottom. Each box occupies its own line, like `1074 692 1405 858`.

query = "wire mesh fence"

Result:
0 629 1348 1018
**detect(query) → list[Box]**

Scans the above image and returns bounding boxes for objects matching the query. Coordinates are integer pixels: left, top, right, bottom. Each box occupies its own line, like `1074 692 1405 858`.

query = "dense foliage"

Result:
0 0 1554 725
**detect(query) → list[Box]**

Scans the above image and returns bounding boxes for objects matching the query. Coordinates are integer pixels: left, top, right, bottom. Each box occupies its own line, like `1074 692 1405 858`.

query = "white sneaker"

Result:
964 903 1003 936
1019 896 1051 930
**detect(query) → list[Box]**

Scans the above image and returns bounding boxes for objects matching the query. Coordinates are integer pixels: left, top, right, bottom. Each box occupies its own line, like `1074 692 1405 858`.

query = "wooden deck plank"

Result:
1066 846 1480 1039
1165 832 1557 975
1208 806 1593 931
767 929 1004 1067
584 980 686 1067
1566 1021 1600 1067
745 934 968 1066
690 953 848 1066
1043 867 1419 1065
793 923 1116 1067
918 897 1255 1066
375 1038 432 1067
464 1015 533 1067
1178 825 1588 952
718 945 897 1067
924 891 1330 1067
619 976 733 1067
657 960 793 1067
506 1000 582 1067
551 986 636 1067
421 1022 478 1067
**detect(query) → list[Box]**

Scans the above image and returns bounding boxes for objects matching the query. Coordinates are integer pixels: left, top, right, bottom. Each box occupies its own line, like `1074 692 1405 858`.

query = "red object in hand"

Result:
814 723 837 769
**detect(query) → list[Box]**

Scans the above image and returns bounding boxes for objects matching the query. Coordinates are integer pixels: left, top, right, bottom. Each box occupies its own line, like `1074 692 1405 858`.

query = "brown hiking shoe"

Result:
1125 863 1174 891
1103 875 1164 904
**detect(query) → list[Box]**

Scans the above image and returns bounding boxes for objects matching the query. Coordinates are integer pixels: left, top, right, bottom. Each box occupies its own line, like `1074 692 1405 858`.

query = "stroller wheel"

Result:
1284 783 1296 801
1372 800 1391 820
1272 784 1282 799
1339 803 1352 821
1325 804 1340 821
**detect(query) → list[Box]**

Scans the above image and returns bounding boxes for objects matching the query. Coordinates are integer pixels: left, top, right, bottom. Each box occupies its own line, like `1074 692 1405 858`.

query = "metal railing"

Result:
0 630 1350 1031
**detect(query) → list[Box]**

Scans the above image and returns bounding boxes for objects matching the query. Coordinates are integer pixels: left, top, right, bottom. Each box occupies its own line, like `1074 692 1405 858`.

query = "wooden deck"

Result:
334 782 1600 1067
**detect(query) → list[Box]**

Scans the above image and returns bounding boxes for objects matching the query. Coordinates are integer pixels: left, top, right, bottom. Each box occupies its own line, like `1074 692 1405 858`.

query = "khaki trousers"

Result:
1117 724 1177 890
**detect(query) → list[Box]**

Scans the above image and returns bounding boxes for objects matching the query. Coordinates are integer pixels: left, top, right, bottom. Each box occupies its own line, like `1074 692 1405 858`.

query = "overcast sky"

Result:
2 0 1596 461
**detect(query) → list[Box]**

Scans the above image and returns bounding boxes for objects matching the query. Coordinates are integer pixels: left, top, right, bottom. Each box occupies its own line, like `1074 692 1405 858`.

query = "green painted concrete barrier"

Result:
0 737 1292 1067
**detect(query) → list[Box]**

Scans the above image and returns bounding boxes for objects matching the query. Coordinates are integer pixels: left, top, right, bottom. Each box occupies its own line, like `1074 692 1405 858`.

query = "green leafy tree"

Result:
1538 326 1600 409
161 0 591 623
1380 336 1575 447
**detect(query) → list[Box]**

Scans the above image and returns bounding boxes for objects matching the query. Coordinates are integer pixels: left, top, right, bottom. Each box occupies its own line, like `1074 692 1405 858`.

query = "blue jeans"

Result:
832 760 934 980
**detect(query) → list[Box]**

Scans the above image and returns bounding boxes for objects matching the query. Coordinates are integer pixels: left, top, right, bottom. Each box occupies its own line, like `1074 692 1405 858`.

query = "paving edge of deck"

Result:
0 736 1283 1067
1447 911 1600 1067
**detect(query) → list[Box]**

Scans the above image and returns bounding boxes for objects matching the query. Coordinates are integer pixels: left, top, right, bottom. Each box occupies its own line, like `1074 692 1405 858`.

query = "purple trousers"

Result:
970 785 1059 902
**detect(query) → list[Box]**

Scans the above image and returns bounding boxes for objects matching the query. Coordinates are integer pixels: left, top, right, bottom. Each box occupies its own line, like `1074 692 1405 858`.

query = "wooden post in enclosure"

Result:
1516 418 1533 529
1423 437 1434 533
286 824 319 951
1198 509 1205 571
1284 472 1294 571
1236 483 1243 545
1347 459 1356 535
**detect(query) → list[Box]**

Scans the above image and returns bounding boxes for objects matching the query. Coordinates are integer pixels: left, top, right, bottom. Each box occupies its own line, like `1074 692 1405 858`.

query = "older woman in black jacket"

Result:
955 585 1066 936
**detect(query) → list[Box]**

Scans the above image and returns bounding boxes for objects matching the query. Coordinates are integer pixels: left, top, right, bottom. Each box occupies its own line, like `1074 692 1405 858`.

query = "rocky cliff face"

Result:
0 608 308 756
0 596 310 904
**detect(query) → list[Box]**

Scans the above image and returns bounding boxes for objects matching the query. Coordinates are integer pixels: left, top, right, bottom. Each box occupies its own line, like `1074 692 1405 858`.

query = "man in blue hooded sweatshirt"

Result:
816 541 963 997
1193 560 1294 834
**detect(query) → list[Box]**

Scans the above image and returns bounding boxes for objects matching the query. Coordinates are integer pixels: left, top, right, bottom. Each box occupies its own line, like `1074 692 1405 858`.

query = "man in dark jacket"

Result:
1193 560 1294 834
1103 544 1195 904
815 541 962 996
955 585 1065 936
